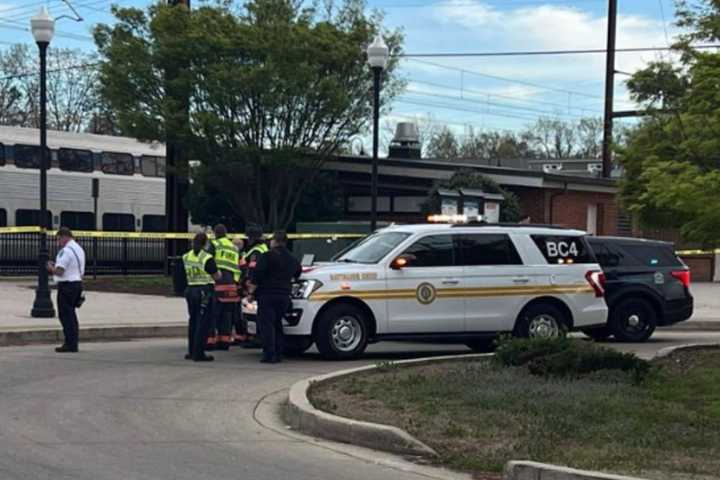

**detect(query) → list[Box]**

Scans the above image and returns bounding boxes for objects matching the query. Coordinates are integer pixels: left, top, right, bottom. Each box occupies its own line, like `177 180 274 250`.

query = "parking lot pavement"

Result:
687 282 720 323
1 333 719 480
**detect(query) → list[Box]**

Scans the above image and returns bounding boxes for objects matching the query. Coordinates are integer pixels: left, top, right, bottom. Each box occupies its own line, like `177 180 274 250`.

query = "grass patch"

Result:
82 275 174 296
309 343 720 479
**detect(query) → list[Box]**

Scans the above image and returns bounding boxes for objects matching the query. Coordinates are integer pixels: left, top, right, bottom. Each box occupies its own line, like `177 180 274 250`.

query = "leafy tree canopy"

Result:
619 0 720 245
95 0 403 230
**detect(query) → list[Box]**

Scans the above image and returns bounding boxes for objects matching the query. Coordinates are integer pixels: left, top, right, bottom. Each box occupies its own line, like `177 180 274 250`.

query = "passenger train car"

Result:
0 126 167 232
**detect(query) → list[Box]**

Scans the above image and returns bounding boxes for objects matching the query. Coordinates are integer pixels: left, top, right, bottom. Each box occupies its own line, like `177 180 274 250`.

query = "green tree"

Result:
95 0 403 230
422 169 521 222
619 0 720 244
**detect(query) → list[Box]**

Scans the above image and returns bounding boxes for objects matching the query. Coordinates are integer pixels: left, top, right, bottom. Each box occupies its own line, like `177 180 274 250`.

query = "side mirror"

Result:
391 254 413 270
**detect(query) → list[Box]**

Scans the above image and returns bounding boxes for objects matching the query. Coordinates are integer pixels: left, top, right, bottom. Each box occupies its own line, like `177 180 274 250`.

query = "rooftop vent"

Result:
542 163 563 173
388 122 421 159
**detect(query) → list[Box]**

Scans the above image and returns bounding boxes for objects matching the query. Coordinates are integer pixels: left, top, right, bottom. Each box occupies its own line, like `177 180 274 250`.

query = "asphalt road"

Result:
1 332 719 480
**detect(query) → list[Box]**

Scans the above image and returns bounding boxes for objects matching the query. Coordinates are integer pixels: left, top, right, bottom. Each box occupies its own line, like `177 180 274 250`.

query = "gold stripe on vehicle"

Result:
309 285 594 302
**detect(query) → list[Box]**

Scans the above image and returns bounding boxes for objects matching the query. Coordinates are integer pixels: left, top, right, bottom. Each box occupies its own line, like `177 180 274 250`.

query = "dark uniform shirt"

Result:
253 246 302 296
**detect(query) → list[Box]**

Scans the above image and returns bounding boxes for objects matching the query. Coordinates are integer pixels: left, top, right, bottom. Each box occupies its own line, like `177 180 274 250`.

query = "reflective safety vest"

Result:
182 249 213 286
242 242 269 267
212 237 241 282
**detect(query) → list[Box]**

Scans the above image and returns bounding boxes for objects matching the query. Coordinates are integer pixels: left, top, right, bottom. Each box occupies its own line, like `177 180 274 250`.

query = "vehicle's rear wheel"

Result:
465 338 496 353
582 326 613 341
514 303 568 339
283 336 314 357
315 304 369 360
609 298 657 342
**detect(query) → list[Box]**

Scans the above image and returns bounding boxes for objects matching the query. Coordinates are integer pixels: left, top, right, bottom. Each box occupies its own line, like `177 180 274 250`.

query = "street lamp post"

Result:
30 7 56 318
366 35 389 232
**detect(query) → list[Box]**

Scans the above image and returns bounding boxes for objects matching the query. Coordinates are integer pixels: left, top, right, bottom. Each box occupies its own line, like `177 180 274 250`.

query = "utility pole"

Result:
601 0 618 178
165 0 190 270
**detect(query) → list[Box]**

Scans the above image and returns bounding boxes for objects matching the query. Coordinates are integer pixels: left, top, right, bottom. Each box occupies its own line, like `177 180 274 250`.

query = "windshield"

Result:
336 232 411 264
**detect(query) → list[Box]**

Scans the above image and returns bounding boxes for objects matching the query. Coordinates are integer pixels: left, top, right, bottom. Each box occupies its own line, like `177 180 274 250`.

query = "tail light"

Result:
671 270 691 289
585 270 606 298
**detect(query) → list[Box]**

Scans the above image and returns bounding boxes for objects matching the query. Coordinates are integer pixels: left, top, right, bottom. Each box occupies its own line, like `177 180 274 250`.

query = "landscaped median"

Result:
291 339 720 480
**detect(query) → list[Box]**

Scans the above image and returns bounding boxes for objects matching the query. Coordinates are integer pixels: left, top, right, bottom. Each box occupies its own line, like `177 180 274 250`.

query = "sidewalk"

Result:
0 280 186 345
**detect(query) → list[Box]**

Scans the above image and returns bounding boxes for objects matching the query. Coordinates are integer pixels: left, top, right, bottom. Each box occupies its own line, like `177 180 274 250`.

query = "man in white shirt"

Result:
46 227 86 353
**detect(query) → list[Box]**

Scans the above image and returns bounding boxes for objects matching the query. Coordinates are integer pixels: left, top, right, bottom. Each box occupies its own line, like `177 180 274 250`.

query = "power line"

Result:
397 97 542 122
410 78 602 114
405 88 588 119
657 0 672 47
0 62 100 82
374 0 603 8
400 45 720 57
404 57 604 99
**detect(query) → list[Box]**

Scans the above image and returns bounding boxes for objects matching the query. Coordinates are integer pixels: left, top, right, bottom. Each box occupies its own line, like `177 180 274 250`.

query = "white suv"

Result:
282 223 608 359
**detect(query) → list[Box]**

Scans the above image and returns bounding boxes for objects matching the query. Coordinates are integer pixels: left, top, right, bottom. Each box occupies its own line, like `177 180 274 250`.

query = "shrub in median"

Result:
495 336 650 382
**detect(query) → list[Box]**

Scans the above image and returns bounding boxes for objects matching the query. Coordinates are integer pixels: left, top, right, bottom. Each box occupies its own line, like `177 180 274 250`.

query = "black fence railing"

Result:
0 227 363 276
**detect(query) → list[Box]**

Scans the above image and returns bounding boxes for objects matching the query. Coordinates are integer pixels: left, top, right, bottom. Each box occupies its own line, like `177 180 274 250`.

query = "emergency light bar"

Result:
427 214 483 224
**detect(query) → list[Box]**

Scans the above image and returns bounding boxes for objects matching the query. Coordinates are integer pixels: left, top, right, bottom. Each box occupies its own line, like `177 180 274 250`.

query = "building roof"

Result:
330 154 617 193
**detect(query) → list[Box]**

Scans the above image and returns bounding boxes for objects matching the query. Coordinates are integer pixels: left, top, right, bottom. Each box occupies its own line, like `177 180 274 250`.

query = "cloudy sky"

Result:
0 0 681 136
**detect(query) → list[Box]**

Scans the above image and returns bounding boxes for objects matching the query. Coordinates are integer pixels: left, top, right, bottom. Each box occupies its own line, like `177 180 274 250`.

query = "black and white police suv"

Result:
282 221 608 359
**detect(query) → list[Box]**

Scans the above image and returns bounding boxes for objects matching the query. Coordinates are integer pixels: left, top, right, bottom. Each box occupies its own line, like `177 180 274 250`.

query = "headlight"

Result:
292 279 323 299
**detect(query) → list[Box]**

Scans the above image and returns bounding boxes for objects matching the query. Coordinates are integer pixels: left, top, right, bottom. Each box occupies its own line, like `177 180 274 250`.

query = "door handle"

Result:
513 277 530 284
442 279 460 285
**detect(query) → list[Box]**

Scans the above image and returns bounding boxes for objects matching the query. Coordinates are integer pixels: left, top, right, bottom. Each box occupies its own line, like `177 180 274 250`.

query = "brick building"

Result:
328 155 623 236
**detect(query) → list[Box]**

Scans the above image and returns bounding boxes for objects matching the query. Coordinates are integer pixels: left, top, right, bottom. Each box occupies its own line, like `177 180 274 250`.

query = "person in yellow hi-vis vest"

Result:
239 224 269 348
182 233 221 362
207 224 241 351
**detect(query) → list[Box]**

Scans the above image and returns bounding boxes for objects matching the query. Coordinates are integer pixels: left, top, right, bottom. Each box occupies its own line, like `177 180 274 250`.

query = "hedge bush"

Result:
495 336 651 383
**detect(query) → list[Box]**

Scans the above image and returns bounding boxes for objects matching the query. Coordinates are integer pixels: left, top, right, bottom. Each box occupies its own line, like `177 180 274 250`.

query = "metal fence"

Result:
0 227 363 277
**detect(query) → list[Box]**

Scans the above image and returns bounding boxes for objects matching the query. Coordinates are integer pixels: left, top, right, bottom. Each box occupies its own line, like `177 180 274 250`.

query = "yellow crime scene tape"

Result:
0 226 365 241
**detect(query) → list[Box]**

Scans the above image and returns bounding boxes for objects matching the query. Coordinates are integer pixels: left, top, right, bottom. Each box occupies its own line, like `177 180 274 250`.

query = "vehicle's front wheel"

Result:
315 304 369 360
582 326 613 341
609 298 657 342
514 303 568 339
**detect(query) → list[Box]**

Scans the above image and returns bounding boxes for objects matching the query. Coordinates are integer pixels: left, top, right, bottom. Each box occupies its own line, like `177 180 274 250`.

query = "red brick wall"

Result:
680 254 714 282
510 187 618 235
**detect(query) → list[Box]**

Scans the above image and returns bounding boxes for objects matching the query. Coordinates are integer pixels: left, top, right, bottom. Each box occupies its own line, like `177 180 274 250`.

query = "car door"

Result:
458 233 534 332
385 234 465 333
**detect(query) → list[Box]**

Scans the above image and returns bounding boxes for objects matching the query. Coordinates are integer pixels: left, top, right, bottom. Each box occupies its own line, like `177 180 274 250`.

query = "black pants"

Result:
57 281 82 350
212 299 233 341
185 285 213 359
257 294 290 361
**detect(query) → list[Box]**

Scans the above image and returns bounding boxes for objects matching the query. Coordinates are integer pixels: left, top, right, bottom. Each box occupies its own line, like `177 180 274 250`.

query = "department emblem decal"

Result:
416 283 437 305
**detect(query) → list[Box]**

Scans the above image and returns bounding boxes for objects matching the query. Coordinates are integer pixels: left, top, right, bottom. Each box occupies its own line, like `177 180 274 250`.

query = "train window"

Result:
102 213 135 232
141 156 166 177
142 215 166 232
0 209 6 227
101 152 134 175
141 156 158 176
14 145 50 169
0 143 5 166
16 209 52 227
58 148 94 172
61 211 95 231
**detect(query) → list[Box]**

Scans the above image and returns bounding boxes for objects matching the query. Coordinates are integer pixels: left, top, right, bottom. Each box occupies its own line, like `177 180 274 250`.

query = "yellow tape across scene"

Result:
0 226 365 241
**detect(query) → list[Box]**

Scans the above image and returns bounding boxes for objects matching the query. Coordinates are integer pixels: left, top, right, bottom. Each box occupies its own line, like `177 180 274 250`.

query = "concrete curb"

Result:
504 461 649 480
286 353 490 457
663 320 720 331
0 324 185 347
653 342 720 359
